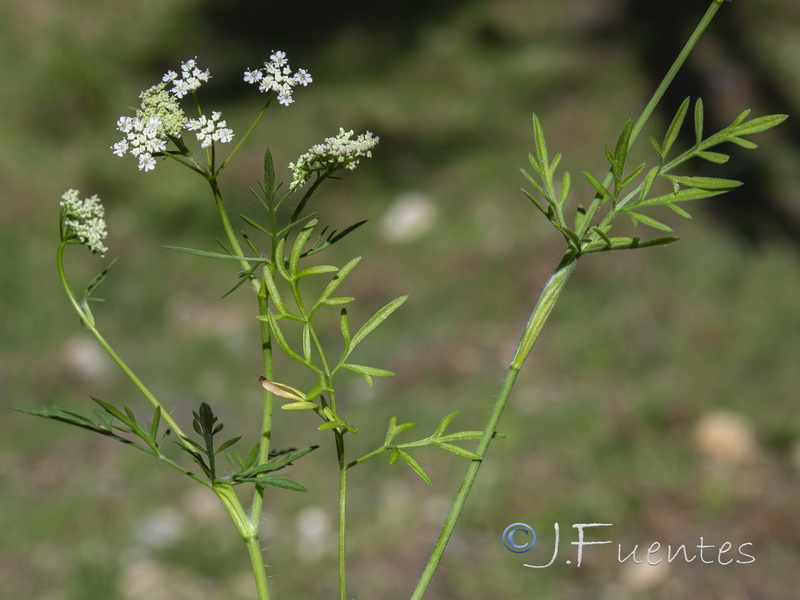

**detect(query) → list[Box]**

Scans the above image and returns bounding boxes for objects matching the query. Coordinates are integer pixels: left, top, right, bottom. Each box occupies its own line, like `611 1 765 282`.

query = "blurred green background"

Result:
2 1 799 599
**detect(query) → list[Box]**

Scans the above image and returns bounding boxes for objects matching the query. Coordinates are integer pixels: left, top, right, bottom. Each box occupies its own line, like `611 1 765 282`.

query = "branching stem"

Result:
411 3 724 596
209 177 275 598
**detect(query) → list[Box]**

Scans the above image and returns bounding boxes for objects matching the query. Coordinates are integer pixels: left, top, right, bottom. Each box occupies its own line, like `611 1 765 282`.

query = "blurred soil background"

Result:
1 1 799 599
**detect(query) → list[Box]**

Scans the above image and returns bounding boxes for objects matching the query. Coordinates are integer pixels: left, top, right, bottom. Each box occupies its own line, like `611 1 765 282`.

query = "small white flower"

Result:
172 80 190 99
186 111 234 149
216 128 234 144
60 189 109 255
289 128 379 190
112 83 187 172
244 50 312 106
270 50 287 66
277 89 292 106
139 153 157 172
166 57 211 99
112 140 128 157
243 69 263 84
116 116 133 133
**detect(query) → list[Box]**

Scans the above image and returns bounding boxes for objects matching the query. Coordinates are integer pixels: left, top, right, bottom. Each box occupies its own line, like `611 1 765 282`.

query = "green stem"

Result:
160 149 207 176
209 178 260 287
411 256 576 600
511 257 577 371
347 446 386 469
588 0 724 239
208 179 275 594
245 536 271 600
249 288 274 529
289 175 328 224
218 96 274 174
155 454 210 487
306 322 336 410
56 242 190 446
214 483 270 600
629 1 723 147
336 431 347 600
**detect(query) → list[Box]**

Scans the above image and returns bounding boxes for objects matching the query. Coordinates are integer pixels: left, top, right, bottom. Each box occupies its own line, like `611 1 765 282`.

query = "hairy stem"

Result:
214 483 270 600
245 536 271 600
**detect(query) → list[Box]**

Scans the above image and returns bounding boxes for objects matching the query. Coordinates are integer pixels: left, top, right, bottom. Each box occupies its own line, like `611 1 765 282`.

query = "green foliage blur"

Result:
2 1 798 599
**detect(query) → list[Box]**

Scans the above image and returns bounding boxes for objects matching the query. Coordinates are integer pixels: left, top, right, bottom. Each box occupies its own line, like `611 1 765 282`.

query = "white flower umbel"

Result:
60 189 108 255
289 128 379 190
162 57 211 99
112 83 188 171
186 111 235 149
243 50 312 106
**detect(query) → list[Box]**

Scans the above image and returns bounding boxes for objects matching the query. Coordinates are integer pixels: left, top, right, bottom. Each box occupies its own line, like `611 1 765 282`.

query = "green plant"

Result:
17 2 786 598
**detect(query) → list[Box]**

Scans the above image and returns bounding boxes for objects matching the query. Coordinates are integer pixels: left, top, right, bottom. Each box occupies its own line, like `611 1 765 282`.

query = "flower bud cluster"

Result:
60 189 108 255
243 51 312 106
289 128 379 190
186 111 235 149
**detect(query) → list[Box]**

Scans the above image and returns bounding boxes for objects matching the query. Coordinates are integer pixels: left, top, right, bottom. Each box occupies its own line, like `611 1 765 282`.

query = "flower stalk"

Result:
56 243 190 445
